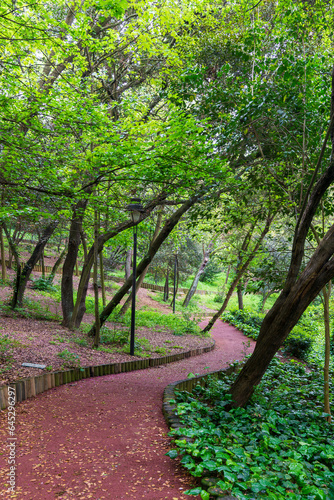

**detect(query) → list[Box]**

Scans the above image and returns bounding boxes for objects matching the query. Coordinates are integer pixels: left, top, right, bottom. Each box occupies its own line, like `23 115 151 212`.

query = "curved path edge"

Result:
162 364 237 432
0 340 215 410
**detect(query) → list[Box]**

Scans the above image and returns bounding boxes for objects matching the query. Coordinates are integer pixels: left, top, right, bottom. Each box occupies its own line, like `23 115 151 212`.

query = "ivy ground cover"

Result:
167 359 334 499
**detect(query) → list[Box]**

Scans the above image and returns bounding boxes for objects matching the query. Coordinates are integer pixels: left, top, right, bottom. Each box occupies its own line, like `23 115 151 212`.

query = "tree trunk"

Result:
171 254 179 312
183 241 214 307
0 225 6 281
69 191 169 329
87 195 200 337
40 251 45 277
61 198 89 327
47 248 66 284
80 230 88 264
237 283 244 310
2 222 20 270
125 249 132 280
100 250 106 307
13 221 58 308
230 222 334 407
260 289 273 313
12 264 22 309
202 217 273 333
163 268 169 301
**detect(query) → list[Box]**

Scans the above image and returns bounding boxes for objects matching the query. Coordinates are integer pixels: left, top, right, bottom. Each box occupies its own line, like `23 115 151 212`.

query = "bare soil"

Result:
0 271 214 386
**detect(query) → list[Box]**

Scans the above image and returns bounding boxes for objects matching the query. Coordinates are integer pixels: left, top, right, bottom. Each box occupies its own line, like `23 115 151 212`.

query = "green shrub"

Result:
213 294 224 303
31 277 56 292
282 326 314 360
222 309 263 340
57 349 81 368
223 309 314 360
0 335 16 362
100 326 129 345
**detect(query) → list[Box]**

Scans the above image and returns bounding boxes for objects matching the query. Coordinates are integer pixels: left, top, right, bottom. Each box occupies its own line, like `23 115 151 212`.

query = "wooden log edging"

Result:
162 365 237 432
0 341 215 410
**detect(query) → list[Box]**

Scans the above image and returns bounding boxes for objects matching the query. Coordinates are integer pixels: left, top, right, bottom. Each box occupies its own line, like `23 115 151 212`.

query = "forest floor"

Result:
0 266 295 499
0 269 215 386
0 317 254 500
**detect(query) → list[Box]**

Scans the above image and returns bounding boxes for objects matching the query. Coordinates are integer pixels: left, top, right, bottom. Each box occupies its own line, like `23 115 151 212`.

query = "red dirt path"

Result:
0 321 255 500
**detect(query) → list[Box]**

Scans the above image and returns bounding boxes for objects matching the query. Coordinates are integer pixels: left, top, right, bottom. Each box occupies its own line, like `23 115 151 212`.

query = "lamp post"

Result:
172 251 178 314
126 197 144 355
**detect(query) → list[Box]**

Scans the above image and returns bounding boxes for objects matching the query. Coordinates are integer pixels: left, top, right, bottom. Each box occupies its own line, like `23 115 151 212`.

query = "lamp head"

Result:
126 197 144 223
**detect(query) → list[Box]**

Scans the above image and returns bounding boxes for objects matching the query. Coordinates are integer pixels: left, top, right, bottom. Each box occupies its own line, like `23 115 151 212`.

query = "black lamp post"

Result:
172 251 178 314
126 197 144 355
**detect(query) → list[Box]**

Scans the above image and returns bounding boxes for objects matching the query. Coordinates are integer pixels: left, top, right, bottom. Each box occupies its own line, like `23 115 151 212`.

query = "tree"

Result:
230 72 334 406
183 238 217 307
202 213 275 333
87 189 212 337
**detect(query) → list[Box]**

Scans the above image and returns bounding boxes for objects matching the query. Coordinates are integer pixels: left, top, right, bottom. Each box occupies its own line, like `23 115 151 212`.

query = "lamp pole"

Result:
130 223 137 355
173 251 178 314
126 197 144 356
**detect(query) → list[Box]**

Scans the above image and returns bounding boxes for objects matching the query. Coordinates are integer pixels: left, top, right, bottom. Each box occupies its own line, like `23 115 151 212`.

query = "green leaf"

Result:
184 487 202 495
200 490 210 500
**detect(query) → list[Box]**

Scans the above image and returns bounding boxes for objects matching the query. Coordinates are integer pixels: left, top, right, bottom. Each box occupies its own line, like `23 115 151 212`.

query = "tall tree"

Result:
230 66 334 407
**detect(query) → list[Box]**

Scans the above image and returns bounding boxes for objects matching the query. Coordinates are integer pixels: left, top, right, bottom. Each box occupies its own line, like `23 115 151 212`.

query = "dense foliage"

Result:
222 308 315 360
168 359 334 499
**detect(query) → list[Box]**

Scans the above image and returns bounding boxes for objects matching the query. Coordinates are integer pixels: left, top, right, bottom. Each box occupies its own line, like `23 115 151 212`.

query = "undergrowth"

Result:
108 308 207 337
222 309 316 360
168 358 334 500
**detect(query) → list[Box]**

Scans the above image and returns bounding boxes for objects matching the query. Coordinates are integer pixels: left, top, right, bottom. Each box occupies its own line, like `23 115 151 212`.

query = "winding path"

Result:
0 321 255 500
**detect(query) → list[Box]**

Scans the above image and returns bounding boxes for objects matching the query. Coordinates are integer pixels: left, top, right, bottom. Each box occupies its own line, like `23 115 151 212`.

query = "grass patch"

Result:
168 358 334 499
110 308 207 337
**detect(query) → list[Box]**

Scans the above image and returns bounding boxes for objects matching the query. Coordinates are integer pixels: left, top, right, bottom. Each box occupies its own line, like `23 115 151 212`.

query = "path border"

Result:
162 365 237 431
0 341 215 410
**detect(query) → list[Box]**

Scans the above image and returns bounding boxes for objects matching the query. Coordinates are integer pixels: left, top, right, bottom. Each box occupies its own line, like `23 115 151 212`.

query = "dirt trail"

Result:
0 321 255 500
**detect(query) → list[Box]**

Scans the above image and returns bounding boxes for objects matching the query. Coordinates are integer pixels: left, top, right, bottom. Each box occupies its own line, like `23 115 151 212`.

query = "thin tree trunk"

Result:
47 248 66 284
202 217 273 333
80 230 88 264
170 254 179 311
125 249 132 280
8 251 13 269
163 268 169 301
61 198 89 327
237 283 244 310
2 222 20 270
100 250 106 307
0 225 6 281
260 289 273 313
13 221 58 308
183 241 214 307
40 251 45 277
12 264 22 309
